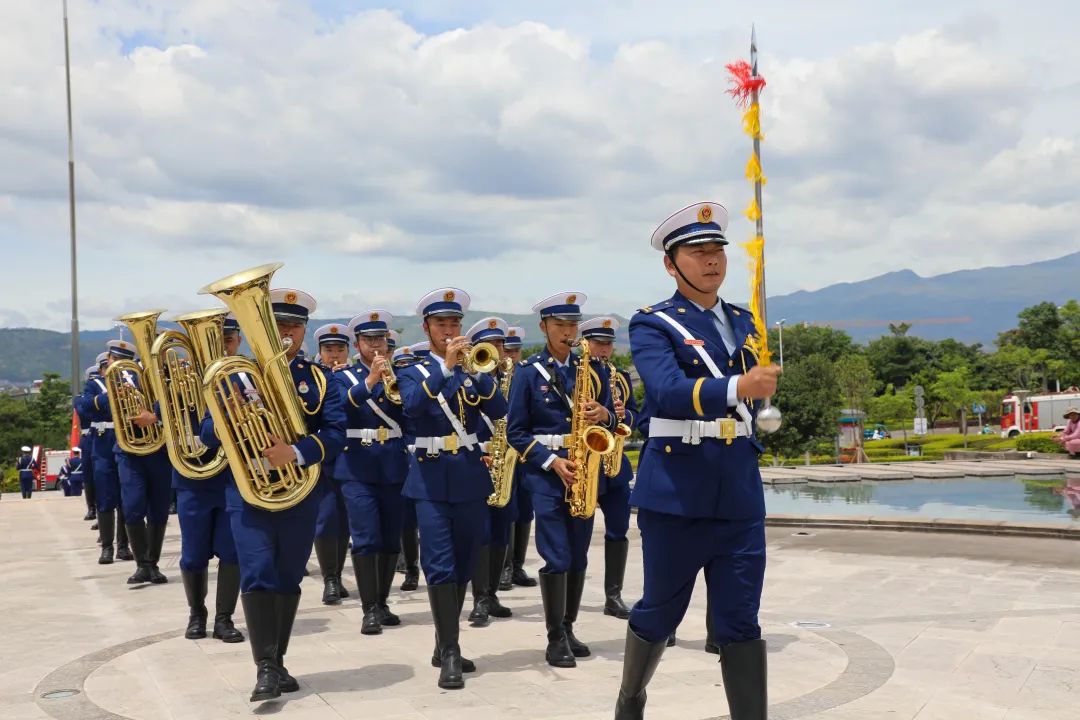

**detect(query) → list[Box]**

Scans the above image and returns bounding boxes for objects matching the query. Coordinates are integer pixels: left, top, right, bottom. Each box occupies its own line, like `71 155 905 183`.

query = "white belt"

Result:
92 421 115 431
534 434 573 450
649 417 751 445
80 429 91 436
413 433 480 456
347 427 403 444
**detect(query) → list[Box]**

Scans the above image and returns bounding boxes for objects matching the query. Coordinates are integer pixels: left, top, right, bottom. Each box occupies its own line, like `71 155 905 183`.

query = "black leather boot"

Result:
240 592 280 702
667 633 677 647
485 544 512 618
213 562 244 643
115 510 133 561
428 583 465 689
603 539 631 619
431 585 476 673
539 572 575 668
377 552 401 626
147 524 168 584
400 530 419 591
512 521 537 586
276 593 301 693
181 569 209 639
337 535 350 598
125 520 152 583
499 526 514 591
97 510 115 565
719 638 768 720
313 536 341 605
468 545 491 626
705 604 719 655
564 570 590 657
352 553 382 635
614 627 667 720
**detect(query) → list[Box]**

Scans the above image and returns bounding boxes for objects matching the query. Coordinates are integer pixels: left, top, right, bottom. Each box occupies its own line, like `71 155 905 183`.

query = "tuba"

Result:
486 357 518 507
565 341 616 519
105 311 166 455
602 361 632 477
148 309 230 479
198 263 320 512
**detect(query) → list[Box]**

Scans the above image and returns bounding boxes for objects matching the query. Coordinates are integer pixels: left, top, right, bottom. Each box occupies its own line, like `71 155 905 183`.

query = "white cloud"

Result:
0 1 1077 332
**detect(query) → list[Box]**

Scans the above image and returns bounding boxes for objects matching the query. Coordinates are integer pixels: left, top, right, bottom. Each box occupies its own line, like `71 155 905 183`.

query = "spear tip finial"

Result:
750 25 758 74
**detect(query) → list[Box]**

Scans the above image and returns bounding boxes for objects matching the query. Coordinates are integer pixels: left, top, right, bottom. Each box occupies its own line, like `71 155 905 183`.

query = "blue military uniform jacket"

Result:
16 455 37 479
629 291 765 520
81 375 116 454
398 355 507 503
333 361 408 485
199 357 347 505
506 348 619 500
591 360 639 493
68 456 83 481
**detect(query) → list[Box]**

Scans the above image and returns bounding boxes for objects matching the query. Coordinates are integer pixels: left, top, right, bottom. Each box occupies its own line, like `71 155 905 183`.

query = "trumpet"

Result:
375 352 402 404
462 341 498 374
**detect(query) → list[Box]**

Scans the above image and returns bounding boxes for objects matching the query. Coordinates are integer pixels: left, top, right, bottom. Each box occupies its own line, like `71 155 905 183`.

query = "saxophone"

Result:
565 341 616 519
603 361 632 477
486 357 518 507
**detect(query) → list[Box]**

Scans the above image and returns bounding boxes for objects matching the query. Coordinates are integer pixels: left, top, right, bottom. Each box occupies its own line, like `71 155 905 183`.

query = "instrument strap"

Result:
416 364 474 450
480 412 496 434
343 368 403 435
532 362 573 411
92 378 106 393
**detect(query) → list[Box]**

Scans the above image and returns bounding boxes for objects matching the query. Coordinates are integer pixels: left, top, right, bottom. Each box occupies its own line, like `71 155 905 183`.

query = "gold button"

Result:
665 445 672 453
565 417 571 422
728 359 734 367
692 358 699 365
733 309 741 316
677 307 687 314
418 456 424 463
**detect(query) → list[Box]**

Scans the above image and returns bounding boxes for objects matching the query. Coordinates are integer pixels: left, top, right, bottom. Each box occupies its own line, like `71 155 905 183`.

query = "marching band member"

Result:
397 288 507 689
16 446 37 499
177 315 244 644
579 316 637 620
312 323 354 605
75 365 99 519
333 310 408 635
498 326 538 591
463 317 514 626
201 287 346 702
506 293 618 668
613 203 779 719
398 340 429 592
83 343 133 564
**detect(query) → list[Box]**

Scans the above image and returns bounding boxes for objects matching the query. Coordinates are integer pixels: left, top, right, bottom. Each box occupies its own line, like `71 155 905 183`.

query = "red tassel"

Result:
725 60 767 107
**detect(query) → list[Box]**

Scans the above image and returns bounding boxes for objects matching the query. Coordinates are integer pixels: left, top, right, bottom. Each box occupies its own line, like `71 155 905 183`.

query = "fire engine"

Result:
1000 387 1080 437
30 446 74 491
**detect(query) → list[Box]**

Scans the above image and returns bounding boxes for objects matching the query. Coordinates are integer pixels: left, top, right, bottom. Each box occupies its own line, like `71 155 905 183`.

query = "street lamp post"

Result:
63 0 80 396
775 318 786 368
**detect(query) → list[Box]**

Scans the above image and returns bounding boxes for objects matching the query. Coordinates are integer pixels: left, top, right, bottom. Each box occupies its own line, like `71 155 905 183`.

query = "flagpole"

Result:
63 0 81 396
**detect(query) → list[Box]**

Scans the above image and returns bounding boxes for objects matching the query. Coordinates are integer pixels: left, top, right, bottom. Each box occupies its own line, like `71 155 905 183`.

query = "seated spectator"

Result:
1053 407 1080 458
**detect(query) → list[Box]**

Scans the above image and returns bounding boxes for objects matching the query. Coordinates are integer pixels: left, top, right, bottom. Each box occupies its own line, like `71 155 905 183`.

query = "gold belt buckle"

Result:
718 418 737 445
444 434 459 455
377 427 389 444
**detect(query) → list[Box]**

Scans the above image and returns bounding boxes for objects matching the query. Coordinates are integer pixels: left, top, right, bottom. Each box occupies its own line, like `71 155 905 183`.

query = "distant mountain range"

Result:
2 252 1076 384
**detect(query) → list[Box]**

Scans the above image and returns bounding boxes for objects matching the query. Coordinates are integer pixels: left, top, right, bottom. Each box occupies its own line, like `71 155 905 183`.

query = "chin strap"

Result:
667 250 707 295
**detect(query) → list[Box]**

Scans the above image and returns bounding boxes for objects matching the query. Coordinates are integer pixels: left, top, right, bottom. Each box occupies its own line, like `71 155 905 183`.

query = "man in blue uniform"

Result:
76 365 100 520
177 315 244 645
462 317 514 626
311 323 354 606
499 326 538 592
613 202 780 720
397 288 507 689
333 309 408 635
397 340 429 592
62 448 85 496
506 292 619 668
201 287 346 702
16 447 37 499
84 342 134 564
579 316 638 620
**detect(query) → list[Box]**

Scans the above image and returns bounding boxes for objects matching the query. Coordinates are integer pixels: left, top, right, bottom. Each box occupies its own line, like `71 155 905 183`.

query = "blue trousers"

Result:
19 475 33 496
598 480 631 541
228 483 322 594
342 481 404 556
485 501 514 546
402 497 418 532
629 510 766 645
177 486 238 571
93 437 120 513
315 478 349 539
415 498 486 586
513 480 534 523
532 491 594 574
117 449 173 526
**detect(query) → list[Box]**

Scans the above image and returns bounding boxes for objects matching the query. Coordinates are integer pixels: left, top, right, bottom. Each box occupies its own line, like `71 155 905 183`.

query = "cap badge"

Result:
369 312 379 322
443 290 456 302
698 206 713 223
488 319 498 329
329 326 338 334
119 342 127 349
602 319 612 328
508 329 517 336
566 294 577 304
284 292 298 304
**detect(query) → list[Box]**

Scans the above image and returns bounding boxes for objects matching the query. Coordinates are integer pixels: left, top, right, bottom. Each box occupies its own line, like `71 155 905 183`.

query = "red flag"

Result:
69 409 80 454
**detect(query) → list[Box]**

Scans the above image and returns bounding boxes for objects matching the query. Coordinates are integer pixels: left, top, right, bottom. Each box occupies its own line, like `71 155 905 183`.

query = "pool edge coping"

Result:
766 513 1080 540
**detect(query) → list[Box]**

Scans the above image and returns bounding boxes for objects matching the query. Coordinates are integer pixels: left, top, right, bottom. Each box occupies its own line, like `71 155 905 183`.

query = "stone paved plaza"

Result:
4 492 1080 719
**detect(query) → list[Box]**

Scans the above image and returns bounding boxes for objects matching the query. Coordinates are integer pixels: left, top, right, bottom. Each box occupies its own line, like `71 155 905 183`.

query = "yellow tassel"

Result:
744 154 767 185
742 103 763 140
743 198 761 222
739 235 772 365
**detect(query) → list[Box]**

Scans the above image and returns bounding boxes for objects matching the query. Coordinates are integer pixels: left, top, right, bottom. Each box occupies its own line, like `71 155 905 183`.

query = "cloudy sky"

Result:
2 0 1078 331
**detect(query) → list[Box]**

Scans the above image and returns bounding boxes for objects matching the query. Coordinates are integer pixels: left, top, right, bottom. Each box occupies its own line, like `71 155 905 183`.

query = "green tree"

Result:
765 324 855 364
867 384 912 427
762 353 841 461
1016 301 1062 351
865 334 929 388
931 366 979 442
